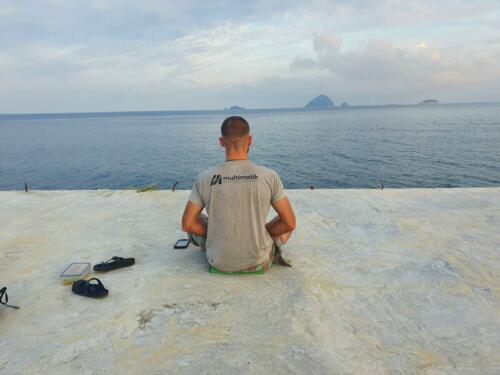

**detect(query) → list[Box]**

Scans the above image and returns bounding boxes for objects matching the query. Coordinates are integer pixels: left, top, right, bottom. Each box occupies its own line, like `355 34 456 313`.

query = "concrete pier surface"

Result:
1 188 499 374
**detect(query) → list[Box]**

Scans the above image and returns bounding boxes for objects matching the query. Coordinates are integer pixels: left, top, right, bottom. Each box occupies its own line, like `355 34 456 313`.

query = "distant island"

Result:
225 105 246 112
340 102 349 108
419 99 439 105
305 95 334 109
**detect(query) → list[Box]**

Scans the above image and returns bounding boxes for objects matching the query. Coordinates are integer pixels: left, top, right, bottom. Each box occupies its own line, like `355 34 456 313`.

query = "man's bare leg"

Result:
268 217 293 266
188 213 208 251
273 230 292 245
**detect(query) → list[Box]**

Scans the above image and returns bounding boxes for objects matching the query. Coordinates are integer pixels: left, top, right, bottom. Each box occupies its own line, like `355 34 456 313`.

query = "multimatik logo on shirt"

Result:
210 174 258 186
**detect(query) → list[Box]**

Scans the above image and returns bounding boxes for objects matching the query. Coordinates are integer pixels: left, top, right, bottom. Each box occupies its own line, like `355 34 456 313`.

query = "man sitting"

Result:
181 116 296 273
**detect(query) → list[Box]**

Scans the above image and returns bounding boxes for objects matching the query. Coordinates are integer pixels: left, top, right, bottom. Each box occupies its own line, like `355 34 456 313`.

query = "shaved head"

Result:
221 116 249 140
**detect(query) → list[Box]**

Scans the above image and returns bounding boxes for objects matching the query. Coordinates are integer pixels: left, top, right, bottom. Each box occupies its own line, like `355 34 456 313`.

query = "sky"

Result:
1 0 500 113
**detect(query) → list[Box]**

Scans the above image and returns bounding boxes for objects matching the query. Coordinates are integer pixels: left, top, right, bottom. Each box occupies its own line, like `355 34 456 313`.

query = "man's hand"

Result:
266 197 296 237
181 201 207 237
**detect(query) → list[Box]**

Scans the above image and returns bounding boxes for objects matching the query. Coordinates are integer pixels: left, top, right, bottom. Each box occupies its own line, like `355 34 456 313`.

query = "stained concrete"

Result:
0 189 499 374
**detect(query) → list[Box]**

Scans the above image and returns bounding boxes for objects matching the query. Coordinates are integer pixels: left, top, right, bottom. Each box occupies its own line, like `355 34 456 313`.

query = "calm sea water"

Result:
1 103 499 190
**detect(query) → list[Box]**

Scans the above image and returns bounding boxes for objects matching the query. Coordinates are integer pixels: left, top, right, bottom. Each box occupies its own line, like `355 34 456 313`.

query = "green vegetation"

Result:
133 183 159 193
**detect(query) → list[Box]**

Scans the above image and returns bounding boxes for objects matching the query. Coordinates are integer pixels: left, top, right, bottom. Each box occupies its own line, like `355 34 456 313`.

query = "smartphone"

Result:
174 239 190 249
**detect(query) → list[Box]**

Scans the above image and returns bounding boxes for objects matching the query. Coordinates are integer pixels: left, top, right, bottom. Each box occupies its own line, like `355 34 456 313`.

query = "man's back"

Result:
189 159 285 271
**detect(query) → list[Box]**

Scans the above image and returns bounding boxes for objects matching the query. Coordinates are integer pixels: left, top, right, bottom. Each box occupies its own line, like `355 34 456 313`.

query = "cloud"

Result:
290 32 500 101
292 34 443 81
2 1 499 47
0 1 500 112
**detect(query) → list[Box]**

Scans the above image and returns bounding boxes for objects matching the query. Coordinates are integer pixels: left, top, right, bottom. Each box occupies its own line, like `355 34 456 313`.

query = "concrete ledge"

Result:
1 189 499 374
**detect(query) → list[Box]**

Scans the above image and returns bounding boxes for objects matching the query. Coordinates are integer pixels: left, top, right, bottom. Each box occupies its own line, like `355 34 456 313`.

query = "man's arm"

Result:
181 201 207 236
266 197 296 237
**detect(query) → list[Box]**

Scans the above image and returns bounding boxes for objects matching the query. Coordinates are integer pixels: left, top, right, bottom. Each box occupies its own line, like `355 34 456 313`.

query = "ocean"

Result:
0 103 499 190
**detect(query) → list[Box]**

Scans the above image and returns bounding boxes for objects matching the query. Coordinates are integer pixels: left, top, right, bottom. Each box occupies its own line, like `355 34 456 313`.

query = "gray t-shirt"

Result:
188 159 286 272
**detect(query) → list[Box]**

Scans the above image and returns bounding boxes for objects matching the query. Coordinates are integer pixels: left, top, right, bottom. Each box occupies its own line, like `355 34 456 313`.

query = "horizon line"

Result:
1 100 499 118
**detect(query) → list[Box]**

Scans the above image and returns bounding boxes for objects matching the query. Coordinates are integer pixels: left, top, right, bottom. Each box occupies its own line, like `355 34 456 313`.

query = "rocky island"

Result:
419 99 439 105
225 105 246 112
305 95 334 109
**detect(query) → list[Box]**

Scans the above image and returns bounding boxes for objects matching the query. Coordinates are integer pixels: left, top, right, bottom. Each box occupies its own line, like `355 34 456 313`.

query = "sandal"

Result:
0 286 20 309
72 278 109 298
93 256 135 272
